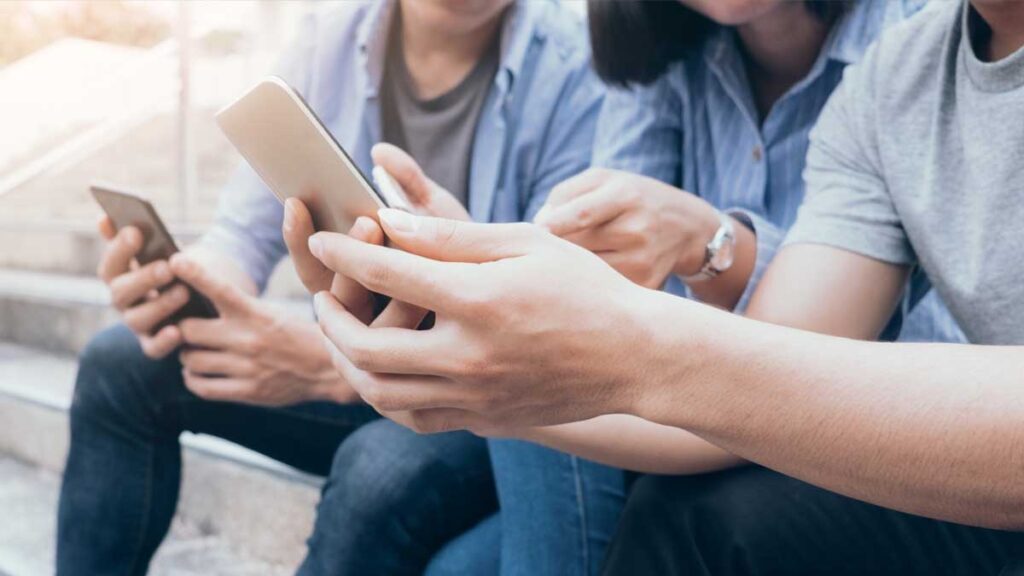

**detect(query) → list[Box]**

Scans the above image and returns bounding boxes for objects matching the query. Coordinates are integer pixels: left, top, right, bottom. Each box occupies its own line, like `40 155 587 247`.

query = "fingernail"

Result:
313 291 326 316
308 235 323 258
379 208 418 233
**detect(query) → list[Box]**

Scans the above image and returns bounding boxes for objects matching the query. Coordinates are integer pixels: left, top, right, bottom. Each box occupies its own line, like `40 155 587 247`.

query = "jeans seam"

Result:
570 455 590 576
125 435 155 576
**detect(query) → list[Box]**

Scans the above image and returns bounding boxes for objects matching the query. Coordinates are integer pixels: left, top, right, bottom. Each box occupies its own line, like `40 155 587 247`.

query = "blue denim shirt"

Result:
593 0 964 343
202 0 602 292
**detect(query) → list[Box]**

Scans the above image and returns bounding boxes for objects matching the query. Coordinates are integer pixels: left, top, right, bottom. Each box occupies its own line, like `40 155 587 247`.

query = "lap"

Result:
75 324 379 475
604 466 1024 576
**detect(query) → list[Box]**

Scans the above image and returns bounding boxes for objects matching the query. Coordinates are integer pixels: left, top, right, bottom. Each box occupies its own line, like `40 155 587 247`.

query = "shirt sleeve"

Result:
591 73 682 183
196 14 318 293
728 209 786 313
522 57 606 222
783 45 916 267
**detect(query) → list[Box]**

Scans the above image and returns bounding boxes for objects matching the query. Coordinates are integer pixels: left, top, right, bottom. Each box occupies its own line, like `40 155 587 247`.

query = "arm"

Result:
517 415 743 476
633 264 1024 530
522 52 605 221
538 73 757 306
309 212 1024 530
197 14 319 293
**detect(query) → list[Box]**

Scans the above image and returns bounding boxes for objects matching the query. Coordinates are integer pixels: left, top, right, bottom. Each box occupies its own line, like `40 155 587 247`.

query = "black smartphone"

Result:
90 185 218 331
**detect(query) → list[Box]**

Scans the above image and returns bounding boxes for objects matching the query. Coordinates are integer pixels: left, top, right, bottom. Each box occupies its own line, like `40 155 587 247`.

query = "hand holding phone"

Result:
92 185 218 358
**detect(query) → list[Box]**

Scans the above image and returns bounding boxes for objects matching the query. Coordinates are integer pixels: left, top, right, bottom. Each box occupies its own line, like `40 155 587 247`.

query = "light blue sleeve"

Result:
522 61 606 222
591 74 682 184
197 14 318 293
727 209 787 313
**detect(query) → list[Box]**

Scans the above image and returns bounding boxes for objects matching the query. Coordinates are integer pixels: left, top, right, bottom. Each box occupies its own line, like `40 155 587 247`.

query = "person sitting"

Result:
56 1 601 574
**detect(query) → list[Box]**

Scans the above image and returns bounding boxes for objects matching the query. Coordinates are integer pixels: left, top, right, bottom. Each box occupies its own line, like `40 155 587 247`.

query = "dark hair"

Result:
588 1 848 88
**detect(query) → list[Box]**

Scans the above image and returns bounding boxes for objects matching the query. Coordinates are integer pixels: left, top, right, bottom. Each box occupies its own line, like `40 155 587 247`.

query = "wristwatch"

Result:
687 210 736 281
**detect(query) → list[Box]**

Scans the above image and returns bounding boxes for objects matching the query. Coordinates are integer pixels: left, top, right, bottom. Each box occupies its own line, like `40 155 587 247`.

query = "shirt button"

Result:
752 146 763 162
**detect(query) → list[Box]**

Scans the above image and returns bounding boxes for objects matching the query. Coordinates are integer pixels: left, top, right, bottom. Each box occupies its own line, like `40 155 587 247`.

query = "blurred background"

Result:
0 2 318 574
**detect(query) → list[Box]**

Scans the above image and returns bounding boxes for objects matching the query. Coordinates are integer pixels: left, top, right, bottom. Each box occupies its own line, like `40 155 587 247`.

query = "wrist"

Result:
673 202 724 278
623 290 721 429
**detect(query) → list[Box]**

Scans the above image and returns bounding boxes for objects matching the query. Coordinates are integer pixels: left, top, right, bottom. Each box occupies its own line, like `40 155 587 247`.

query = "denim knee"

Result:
326 419 462 519
72 324 185 436
607 471 780 576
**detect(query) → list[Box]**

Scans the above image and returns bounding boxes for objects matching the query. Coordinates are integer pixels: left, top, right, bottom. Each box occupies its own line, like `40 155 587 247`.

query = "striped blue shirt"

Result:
593 0 964 343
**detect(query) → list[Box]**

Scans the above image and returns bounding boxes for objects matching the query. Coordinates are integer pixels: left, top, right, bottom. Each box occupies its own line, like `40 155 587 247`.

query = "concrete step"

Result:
0 455 292 576
0 219 308 300
0 341 322 570
0 268 311 356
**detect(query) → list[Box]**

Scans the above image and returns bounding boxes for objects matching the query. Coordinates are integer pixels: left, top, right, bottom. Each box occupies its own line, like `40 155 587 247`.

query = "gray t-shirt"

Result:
380 13 500 209
786 0 1024 345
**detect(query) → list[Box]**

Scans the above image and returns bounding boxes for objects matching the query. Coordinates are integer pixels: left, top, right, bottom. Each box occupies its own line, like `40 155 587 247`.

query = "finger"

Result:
315 291 449 375
538 168 611 216
181 371 256 403
377 209 539 263
539 185 631 238
97 215 116 241
180 349 256 378
371 143 436 205
283 198 332 294
98 226 143 283
329 217 385 323
169 253 249 315
123 284 190 335
108 260 174 310
309 230 467 312
372 299 428 330
322 336 480 414
383 408 487 435
178 317 255 352
139 325 183 359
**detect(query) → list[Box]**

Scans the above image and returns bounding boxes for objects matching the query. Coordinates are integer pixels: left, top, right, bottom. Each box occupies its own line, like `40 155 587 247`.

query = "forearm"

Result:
634 292 1024 529
516 414 744 475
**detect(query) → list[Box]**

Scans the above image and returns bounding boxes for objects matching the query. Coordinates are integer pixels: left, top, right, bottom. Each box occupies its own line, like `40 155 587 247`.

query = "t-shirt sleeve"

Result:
784 46 916 267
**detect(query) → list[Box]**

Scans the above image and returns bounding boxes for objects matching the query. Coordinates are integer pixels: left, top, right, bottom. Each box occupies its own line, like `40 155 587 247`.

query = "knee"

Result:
72 324 178 427
620 471 785 575
328 421 445 513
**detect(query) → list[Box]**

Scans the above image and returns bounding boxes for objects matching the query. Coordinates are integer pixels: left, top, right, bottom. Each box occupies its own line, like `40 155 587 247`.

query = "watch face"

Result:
711 240 735 272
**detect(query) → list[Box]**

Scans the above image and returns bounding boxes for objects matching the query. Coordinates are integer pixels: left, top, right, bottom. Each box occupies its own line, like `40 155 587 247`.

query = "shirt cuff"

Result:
727 209 784 314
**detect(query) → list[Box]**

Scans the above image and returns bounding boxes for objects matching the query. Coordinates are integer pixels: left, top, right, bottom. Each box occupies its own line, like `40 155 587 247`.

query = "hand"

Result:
371 143 471 222
96 215 188 359
169 253 355 406
533 168 720 289
308 209 672 434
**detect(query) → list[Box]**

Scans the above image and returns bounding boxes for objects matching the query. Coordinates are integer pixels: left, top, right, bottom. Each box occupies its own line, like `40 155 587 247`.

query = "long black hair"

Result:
588 1 848 88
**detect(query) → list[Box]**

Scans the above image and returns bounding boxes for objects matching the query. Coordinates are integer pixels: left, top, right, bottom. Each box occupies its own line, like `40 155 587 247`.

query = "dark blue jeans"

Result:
603 466 1024 576
57 324 496 575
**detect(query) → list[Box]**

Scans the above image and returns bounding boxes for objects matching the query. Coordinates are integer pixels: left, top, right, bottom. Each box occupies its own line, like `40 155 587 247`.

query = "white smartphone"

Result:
215 76 409 234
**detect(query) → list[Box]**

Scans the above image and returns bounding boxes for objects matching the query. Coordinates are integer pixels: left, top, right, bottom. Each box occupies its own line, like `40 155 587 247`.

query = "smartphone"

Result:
215 76 409 234
90 185 219 330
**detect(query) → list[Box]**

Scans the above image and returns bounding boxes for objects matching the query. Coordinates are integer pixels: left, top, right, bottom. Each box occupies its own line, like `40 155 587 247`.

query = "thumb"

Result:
371 143 436 205
377 209 539 263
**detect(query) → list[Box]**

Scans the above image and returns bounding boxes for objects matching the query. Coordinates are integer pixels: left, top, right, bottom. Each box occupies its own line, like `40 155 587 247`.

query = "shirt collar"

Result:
704 0 891 73
825 0 891 66
357 0 537 98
